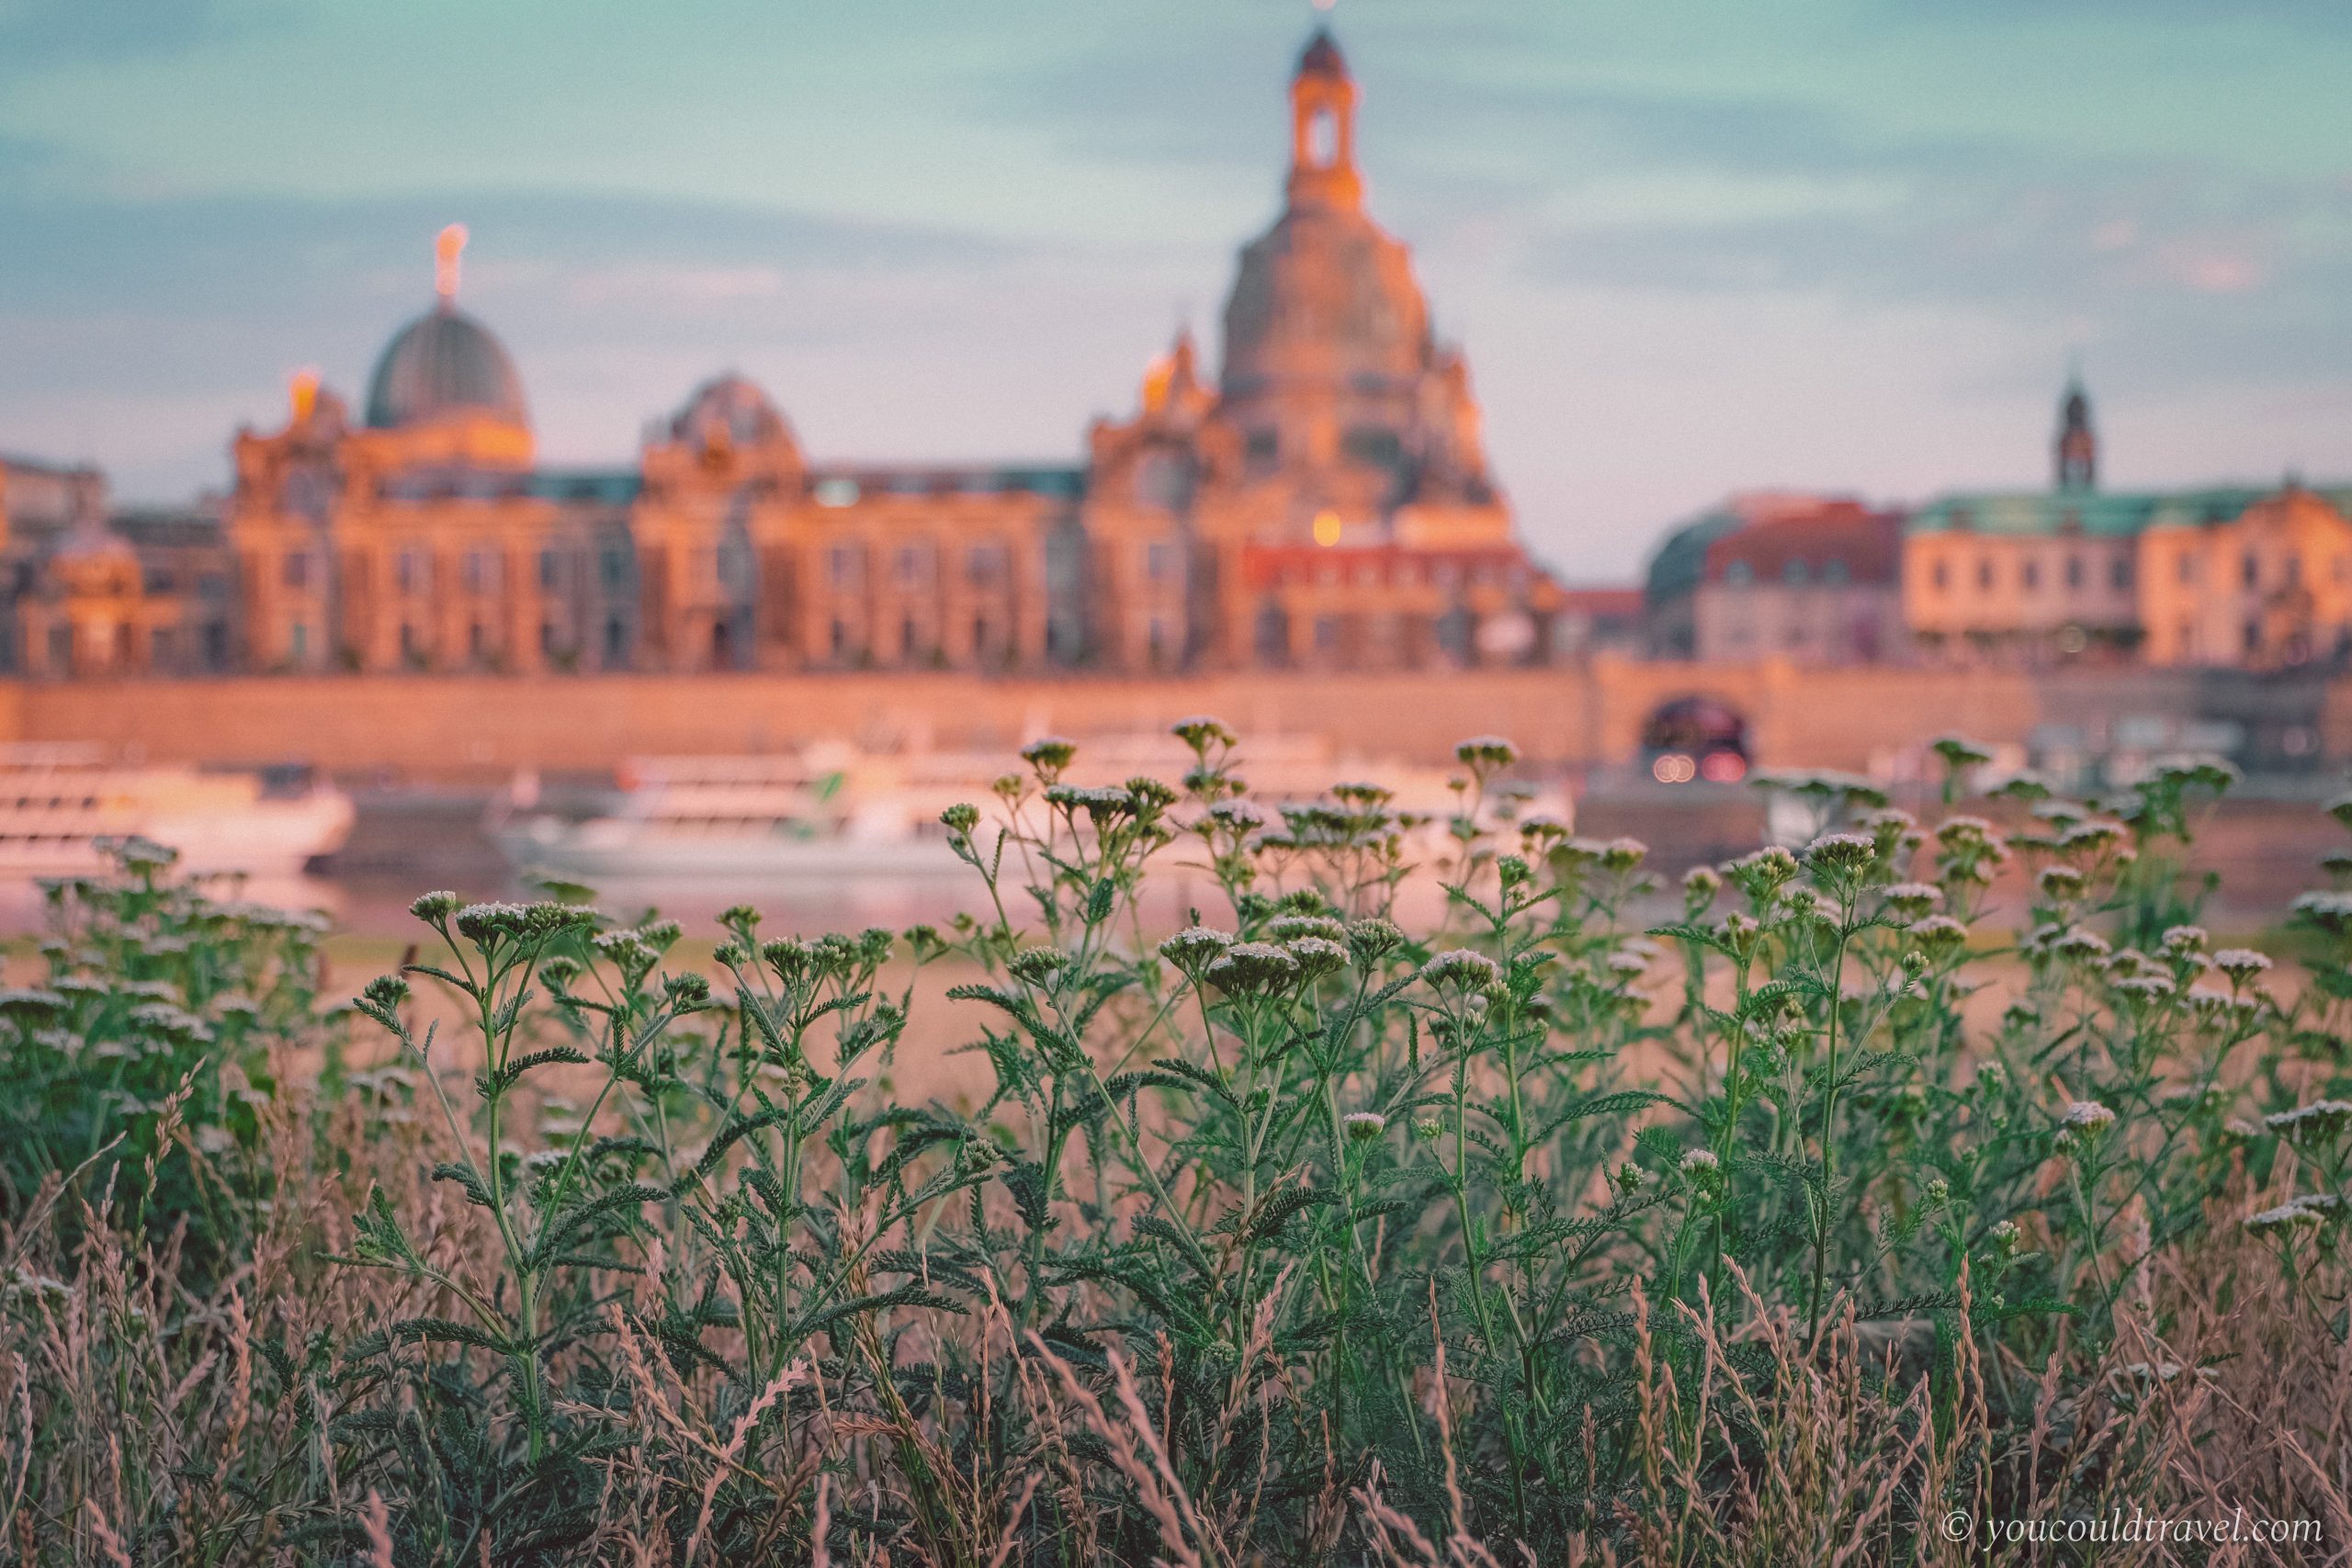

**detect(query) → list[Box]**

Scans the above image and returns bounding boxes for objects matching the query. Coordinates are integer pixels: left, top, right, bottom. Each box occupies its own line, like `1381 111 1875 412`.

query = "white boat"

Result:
492 735 1571 886
492 748 969 883
0 746 356 876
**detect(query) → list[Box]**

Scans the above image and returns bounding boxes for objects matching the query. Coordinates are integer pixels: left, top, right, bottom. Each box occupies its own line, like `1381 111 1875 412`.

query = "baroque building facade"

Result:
12 30 1565 682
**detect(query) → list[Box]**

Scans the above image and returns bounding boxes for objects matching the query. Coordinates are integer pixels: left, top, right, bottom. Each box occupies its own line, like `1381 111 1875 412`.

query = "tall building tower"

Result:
2055 373 2097 492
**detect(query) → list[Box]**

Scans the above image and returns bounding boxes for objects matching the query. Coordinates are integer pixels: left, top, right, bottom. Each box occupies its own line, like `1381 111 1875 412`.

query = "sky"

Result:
5 0 2352 581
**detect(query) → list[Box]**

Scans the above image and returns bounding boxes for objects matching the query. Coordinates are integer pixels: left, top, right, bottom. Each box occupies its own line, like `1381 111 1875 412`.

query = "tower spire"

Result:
2054 367 2096 492
434 223 468 306
1286 26 1362 210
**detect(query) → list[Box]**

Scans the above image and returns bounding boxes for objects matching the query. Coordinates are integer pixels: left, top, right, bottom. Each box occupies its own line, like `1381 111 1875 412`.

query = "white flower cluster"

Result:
2264 1100 2352 1139
2058 1100 2117 1133
2244 1194 2345 1233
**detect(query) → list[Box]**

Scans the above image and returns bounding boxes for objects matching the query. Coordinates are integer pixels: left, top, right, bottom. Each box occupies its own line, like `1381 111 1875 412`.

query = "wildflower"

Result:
2265 1100 2352 1140
940 803 980 836
0 987 65 1015
1413 1116 1444 1142
1204 942 1299 997
662 972 712 1010
1008 947 1073 987
2059 819 2128 854
2293 890 2352 934
1601 837 1648 873
1284 936 1351 981
1985 1219 2021 1257
454 901 531 944
2052 926 2111 963
1453 735 1519 772
1679 1148 1720 1175
1905 915 1968 960
1883 883 1941 919
1682 864 1723 908
2111 974 2175 1005
1420 950 1503 997
2037 864 2086 900
2211 948 2272 984
1020 735 1078 774
1170 716 1237 752
1804 830 1878 877
1605 947 1650 981
1344 918 1405 964
1935 815 1999 852
1932 734 1996 771
1267 914 1347 945
1976 1060 2009 1094
409 890 461 921
1727 846 1800 901
1344 1111 1386 1142
2057 1101 2116 1139
1923 1177 1951 1208
1159 926 1236 977
1518 813 1569 848
2161 924 2209 956
2245 1199 2329 1235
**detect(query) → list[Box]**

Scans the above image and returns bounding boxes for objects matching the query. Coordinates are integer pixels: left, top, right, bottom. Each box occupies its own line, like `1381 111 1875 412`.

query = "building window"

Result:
1314 615 1341 655
397 550 424 594
468 622 487 660
2022 559 2040 591
967 543 1008 585
1931 559 1949 592
1724 560 1754 587
1245 429 1279 475
604 617 628 666
540 620 559 655
538 548 563 591
399 623 420 664
829 545 865 588
2244 552 2260 589
1977 558 1995 592
283 551 311 590
463 550 499 593
2177 553 2195 585
2244 619 2261 654
1146 541 1176 581
289 622 309 660
2287 553 2302 587
599 547 630 591
831 618 852 659
2111 558 2132 590
895 544 933 587
1823 558 1849 585
1781 559 1808 586
2065 555 2084 590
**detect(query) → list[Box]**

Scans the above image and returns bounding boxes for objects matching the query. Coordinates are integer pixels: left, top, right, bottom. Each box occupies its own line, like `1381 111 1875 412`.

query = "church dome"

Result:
1220 205 1429 397
671 374 794 452
1218 27 1431 400
365 305 529 432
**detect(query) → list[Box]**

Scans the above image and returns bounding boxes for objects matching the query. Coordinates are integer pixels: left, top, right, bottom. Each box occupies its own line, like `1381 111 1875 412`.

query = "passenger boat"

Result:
0 746 356 876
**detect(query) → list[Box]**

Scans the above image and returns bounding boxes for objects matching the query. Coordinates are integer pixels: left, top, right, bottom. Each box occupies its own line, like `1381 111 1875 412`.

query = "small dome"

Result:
365 305 528 431
1297 28 1349 80
672 375 794 452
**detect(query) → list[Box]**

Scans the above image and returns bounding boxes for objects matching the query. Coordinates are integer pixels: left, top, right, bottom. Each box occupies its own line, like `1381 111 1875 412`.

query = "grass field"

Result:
5 726 2349 1565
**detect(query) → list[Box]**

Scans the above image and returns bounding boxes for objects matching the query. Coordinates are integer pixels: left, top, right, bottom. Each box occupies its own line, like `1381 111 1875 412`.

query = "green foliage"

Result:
11 735 2352 1564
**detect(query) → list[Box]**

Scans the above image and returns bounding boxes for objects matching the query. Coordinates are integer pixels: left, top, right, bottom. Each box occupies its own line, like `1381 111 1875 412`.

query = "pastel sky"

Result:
5 0 2351 580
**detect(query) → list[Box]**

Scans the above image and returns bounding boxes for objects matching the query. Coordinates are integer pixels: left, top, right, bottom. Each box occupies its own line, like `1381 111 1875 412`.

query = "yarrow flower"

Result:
2245 1196 2335 1234
1804 830 1878 876
1420 949 1503 996
1159 926 1235 977
1204 942 1299 996
2211 948 2273 984
2265 1100 2352 1139
2057 1101 2117 1139
1679 1147 1720 1175
1343 1111 1386 1141
1908 915 1969 958
1883 883 1942 919
2052 926 2112 962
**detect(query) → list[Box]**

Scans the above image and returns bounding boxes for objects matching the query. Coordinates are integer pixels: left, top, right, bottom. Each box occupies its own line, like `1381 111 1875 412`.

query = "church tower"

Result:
1287 28 1363 212
2055 373 2097 492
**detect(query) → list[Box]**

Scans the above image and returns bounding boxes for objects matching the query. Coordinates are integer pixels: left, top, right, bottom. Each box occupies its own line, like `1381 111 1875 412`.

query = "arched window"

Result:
1307 108 1339 167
